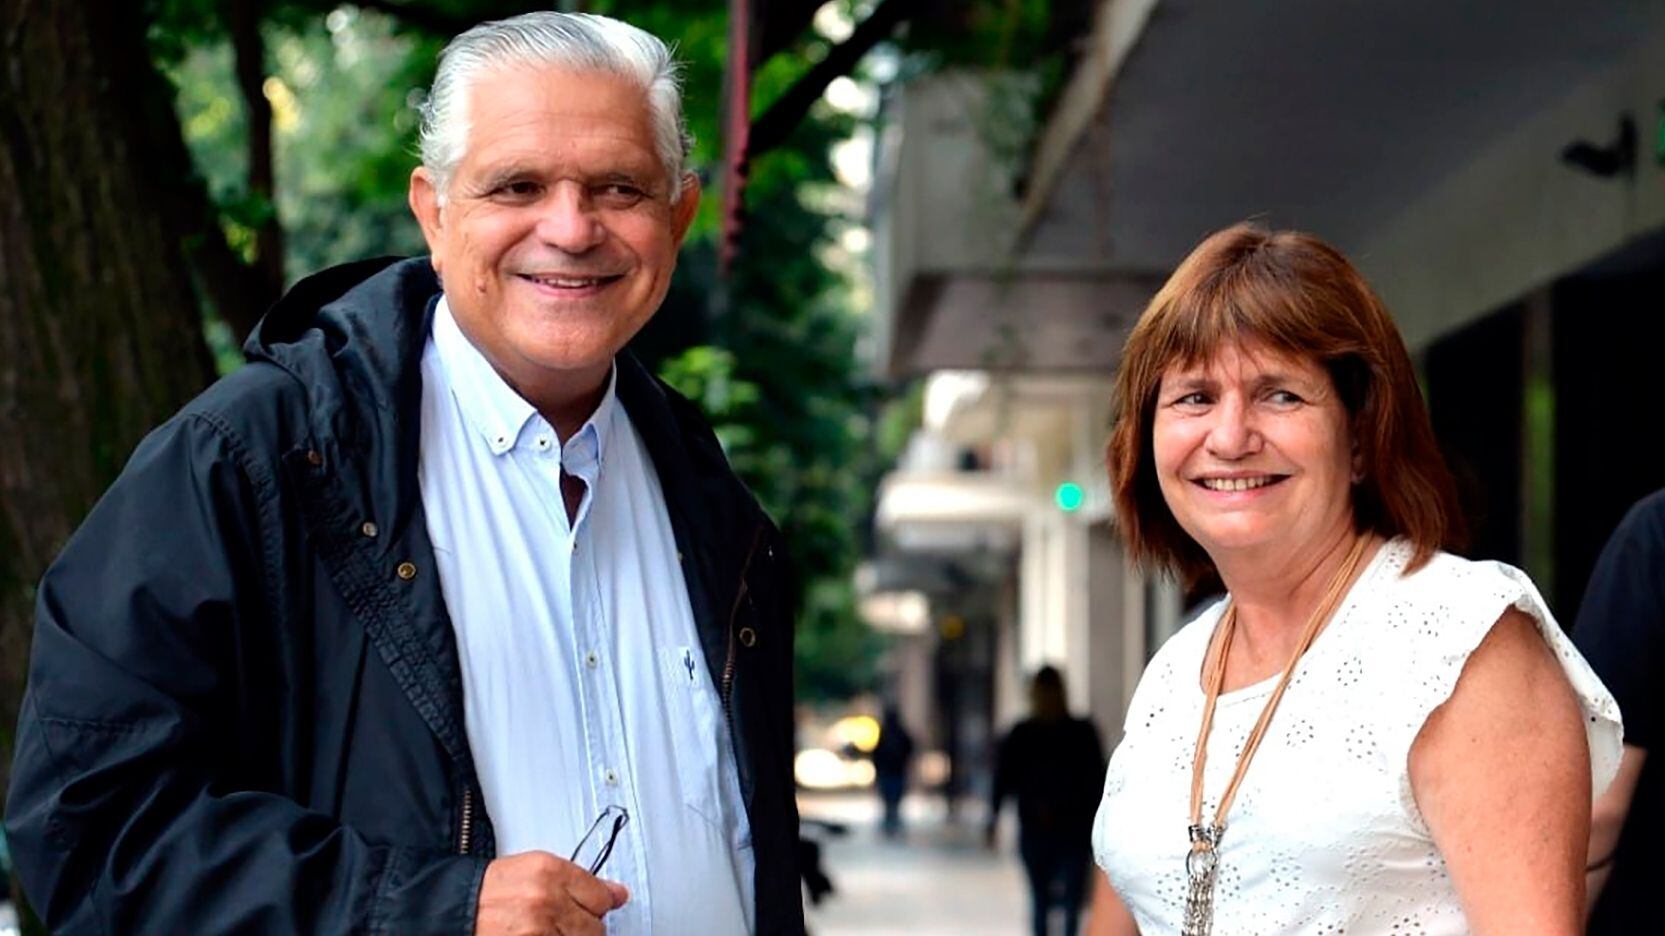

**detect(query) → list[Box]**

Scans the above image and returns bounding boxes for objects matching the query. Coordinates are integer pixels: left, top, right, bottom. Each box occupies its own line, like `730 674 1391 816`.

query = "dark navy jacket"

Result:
4 258 804 934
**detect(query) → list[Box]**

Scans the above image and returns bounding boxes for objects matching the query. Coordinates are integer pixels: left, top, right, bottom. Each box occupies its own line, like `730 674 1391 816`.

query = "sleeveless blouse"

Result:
1092 540 1623 935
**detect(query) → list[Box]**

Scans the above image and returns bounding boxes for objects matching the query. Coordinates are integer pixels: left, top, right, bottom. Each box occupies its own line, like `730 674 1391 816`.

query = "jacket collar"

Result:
246 256 438 548
246 257 763 787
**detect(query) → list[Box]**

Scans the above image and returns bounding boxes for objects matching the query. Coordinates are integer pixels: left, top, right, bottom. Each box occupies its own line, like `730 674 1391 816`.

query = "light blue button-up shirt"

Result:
418 297 755 933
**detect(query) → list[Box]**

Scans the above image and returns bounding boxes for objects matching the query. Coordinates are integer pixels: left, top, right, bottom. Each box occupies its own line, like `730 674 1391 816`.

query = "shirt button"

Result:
360 521 378 538
536 437 551 450
396 561 417 581
604 768 619 786
585 651 599 669
306 450 324 467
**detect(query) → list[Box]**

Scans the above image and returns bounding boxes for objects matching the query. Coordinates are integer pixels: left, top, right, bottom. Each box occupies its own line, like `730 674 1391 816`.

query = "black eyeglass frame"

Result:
569 804 630 875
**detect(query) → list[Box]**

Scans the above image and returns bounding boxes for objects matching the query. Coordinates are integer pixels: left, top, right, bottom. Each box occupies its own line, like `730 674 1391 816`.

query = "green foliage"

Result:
169 7 434 280
794 577 885 700
897 0 1060 69
145 0 224 65
268 10 440 277
704 108 889 700
166 36 251 246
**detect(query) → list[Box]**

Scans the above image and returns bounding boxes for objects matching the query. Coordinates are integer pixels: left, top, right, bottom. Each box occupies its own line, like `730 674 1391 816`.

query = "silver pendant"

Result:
1182 824 1224 936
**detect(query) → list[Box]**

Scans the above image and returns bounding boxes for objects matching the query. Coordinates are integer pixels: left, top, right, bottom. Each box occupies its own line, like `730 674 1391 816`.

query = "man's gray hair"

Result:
418 12 693 202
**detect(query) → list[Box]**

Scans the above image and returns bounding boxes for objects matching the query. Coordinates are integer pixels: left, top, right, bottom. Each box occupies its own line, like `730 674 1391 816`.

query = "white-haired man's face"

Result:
410 64 699 408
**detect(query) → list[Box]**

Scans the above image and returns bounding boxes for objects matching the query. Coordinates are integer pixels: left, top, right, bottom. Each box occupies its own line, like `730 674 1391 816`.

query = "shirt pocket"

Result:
659 646 728 831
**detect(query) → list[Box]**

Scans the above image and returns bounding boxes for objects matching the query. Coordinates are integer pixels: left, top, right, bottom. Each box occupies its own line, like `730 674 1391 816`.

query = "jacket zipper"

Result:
720 580 747 721
720 526 767 720
458 784 474 855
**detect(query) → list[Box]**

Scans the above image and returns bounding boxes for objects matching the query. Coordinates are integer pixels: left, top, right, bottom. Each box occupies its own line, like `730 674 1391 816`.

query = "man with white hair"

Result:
5 12 803 934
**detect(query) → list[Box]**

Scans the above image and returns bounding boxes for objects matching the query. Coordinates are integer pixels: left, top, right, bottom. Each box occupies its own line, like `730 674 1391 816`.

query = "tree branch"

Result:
185 209 277 343
228 0 284 307
755 0 821 63
747 0 918 159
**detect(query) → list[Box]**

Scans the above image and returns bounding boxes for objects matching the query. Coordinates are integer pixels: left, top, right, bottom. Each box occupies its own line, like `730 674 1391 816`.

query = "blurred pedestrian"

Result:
1575 487 1665 933
1090 223 1622 934
871 706 916 838
988 666 1105 936
3 11 804 935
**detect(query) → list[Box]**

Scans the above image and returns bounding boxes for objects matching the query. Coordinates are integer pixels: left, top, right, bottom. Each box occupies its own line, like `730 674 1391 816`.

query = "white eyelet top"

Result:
1092 539 1623 935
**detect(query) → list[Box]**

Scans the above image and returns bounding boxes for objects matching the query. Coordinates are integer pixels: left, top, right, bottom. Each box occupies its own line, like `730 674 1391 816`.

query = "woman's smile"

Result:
1153 341 1355 557
1192 473 1290 494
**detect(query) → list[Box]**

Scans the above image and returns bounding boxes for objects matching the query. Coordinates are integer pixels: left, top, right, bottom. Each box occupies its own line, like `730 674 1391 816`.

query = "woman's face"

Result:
1151 341 1358 563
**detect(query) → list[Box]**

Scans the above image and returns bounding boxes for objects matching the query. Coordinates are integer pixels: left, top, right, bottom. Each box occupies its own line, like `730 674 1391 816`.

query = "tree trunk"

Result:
0 0 217 906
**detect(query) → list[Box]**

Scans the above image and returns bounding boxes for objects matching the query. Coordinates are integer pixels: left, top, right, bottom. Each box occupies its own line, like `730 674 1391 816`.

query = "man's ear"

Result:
409 167 445 273
670 172 701 248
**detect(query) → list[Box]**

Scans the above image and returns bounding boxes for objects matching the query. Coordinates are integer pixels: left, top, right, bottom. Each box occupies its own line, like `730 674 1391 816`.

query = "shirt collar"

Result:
430 295 618 465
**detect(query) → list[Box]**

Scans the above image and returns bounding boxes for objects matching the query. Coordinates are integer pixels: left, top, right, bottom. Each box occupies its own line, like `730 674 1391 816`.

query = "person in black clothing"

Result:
870 706 915 838
1575 487 1665 933
987 666 1106 936
3 12 804 934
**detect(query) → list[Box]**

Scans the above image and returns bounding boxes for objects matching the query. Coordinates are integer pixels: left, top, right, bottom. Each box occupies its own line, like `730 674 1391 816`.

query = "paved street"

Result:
799 793 1030 936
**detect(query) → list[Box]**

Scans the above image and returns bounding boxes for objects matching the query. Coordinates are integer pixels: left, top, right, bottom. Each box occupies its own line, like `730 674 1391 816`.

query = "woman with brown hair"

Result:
1087 223 1621 935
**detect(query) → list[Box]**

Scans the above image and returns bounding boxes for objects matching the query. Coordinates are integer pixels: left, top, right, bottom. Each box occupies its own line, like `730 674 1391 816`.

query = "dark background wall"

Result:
1424 225 1665 624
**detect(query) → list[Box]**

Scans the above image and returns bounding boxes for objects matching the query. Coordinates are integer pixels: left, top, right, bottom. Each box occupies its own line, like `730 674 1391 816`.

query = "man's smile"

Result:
514 271 625 296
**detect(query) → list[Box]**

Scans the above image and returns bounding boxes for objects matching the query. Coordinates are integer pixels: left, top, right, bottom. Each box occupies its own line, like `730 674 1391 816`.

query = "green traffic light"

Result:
1055 482 1084 512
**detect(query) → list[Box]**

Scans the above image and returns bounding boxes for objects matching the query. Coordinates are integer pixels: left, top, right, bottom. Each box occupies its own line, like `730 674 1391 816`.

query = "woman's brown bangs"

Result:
1148 270 1315 381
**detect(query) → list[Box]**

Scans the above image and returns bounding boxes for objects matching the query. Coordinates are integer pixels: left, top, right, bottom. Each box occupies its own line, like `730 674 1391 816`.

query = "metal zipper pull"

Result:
721 526 767 717
458 784 475 855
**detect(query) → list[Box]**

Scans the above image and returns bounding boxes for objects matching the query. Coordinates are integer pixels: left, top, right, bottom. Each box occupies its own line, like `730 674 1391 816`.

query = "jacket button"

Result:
306 450 324 467
738 626 757 648
361 521 378 538
396 561 417 581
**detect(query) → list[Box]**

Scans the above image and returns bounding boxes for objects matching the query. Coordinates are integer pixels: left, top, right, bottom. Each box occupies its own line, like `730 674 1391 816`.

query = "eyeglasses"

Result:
569 804 630 875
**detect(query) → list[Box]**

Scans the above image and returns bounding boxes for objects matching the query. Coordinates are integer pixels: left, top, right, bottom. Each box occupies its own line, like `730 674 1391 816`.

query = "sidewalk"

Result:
799 792 1029 936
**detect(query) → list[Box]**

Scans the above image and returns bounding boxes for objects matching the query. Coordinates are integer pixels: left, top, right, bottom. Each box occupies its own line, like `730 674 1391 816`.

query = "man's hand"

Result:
476 851 630 936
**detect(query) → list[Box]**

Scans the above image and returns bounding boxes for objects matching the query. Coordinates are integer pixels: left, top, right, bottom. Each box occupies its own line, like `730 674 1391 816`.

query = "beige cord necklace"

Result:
1181 534 1372 936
